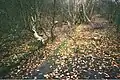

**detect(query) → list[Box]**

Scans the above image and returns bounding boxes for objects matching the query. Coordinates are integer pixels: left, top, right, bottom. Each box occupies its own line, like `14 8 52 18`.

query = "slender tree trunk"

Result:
68 0 72 18
82 1 96 28
82 2 91 23
51 0 56 42
89 2 95 19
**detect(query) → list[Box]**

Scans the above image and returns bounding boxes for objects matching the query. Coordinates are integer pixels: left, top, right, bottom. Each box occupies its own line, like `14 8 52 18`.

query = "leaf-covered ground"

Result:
0 18 120 79
44 23 120 79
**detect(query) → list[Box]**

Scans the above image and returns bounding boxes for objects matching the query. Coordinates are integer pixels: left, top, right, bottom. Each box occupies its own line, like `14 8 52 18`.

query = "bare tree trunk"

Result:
89 2 95 19
82 2 91 23
51 0 56 42
82 1 96 28
68 0 72 18
73 0 77 24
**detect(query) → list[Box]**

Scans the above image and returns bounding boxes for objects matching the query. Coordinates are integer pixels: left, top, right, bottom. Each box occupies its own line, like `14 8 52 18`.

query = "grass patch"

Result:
47 40 68 65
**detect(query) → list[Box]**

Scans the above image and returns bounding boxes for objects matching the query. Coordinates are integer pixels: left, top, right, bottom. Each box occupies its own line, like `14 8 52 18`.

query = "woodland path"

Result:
2 17 120 79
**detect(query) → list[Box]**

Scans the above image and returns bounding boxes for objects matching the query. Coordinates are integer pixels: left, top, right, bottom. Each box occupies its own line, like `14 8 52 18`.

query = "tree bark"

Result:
51 0 56 42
